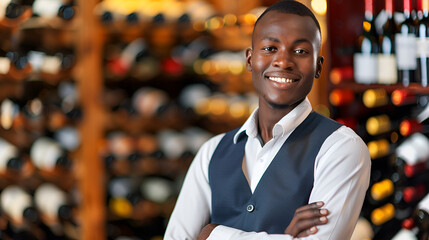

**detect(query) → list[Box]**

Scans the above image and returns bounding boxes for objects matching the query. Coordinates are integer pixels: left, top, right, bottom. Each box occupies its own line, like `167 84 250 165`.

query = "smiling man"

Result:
164 1 371 239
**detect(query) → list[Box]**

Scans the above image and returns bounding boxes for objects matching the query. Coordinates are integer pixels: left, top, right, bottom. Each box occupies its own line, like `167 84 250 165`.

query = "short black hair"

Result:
254 0 321 33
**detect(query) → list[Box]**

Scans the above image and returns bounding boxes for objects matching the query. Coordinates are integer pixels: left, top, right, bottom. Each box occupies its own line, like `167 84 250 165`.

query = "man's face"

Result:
246 11 323 110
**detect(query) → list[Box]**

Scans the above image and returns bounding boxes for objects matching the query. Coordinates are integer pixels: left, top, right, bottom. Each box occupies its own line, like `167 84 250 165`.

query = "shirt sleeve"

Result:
164 134 225 240
207 126 371 240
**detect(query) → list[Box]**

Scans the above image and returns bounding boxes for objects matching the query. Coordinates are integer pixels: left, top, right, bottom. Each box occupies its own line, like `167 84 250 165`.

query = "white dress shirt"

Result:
164 98 371 240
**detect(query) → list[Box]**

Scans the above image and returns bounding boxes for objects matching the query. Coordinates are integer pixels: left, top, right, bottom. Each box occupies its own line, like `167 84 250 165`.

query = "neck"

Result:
257 98 304 144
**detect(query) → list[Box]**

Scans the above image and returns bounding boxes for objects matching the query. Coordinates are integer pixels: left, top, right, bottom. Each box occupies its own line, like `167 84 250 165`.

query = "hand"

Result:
284 201 329 238
198 223 218 240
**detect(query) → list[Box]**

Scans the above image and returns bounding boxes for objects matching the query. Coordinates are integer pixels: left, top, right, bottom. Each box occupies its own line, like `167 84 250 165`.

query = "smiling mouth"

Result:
267 76 297 83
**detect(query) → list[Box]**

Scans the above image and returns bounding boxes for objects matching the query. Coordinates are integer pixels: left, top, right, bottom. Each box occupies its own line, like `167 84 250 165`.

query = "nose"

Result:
272 50 294 69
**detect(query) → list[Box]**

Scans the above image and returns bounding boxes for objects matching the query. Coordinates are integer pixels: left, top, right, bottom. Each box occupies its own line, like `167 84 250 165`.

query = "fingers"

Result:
294 209 329 237
284 201 330 237
295 201 324 212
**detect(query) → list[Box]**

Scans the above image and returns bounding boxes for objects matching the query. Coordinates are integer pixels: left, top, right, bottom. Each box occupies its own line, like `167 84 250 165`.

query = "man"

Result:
164 1 371 239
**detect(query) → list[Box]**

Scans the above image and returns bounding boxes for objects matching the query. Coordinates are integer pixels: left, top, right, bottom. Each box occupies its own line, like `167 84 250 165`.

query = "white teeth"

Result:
268 77 294 83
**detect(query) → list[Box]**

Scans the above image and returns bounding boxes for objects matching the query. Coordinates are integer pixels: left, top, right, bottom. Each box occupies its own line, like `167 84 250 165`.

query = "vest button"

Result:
246 204 254 212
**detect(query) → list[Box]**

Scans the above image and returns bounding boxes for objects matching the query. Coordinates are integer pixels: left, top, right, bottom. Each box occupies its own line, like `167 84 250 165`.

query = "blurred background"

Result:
1 0 429 239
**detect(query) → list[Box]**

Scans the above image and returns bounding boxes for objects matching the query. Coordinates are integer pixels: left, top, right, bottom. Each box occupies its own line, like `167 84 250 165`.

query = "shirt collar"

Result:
233 97 313 144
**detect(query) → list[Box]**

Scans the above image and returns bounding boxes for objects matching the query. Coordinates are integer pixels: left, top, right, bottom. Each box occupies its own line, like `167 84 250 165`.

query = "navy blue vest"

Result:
208 112 342 234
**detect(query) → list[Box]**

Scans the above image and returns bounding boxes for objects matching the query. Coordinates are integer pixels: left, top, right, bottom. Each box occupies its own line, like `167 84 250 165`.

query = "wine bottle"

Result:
104 132 135 176
131 87 170 117
140 176 175 204
370 178 394 202
0 185 39 226
367 138 391 159
182 127 213 156
391 89 429 107
106 38 147 77
29 137 71 172
0 0 12 21
378 0 398 84
362 88 389 108
1 98 19 130
396 0 418 86
396 133 429 166
391 228 418 239
6 50 32 81
0 137 23 174
366 114 394 136
34 183 74 225
32 0 62 19
371 202 395 225
57 0 75 21
400 118 429 136
157 129 187 160
353 0 378 84
5 0 33 19
329 88 355 107
107 177 141 218
329 66 353 85
401 184 427 204
178 83 212 112
413 193 429 234
417 0 429 86
0 50 11 75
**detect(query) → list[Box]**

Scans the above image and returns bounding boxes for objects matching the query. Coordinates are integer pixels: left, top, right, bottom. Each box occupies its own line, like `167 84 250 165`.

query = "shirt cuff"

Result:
207 225 240 240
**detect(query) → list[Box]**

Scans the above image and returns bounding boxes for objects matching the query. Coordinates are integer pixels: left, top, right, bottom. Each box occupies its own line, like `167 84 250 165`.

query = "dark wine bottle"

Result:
378 0 398 84
354 0 378 84
417 0 429 86
396 0 418 86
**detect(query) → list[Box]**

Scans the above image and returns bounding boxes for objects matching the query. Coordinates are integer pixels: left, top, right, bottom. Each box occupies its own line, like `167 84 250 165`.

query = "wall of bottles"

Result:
0 0 264 239
328 0 429 239
0 0 81 239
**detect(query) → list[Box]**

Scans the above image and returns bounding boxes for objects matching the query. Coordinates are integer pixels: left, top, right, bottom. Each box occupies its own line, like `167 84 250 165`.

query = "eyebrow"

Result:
261 37 312 45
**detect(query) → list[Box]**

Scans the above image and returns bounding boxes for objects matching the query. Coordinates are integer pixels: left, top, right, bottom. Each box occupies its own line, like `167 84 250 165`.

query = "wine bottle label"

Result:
353 53 378 84
0 57 10 74
350 217 374 240
395 34 417 70
417 37 429 58
34 183 67 220
377 54 398 84
0 138 18 171
0 186 32 223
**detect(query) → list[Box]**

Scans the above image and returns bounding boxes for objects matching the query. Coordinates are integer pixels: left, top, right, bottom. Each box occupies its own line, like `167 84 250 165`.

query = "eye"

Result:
262 46 276 52
294 49 309 55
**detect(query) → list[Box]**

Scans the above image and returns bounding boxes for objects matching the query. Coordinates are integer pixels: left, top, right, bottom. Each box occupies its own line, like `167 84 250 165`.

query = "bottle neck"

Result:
365 0 374 21
404 0 412 18
386 0 394 18
423 0 429 17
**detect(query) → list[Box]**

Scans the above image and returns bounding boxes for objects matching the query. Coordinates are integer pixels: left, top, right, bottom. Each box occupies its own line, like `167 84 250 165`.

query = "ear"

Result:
315 56 324 78
245 48 253 71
